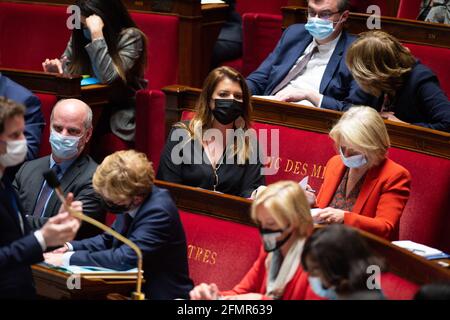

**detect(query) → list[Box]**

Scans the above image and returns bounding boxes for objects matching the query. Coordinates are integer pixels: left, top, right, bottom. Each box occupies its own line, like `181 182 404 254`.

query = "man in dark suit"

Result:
246 0 377 111
14 99 105 239
0 73 44 161
0 97 80 299
45 150 194 300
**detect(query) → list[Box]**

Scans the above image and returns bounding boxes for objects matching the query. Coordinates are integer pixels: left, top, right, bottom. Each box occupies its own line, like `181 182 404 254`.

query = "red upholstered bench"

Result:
0 2 69 70
403 43 450 98
179 210 261 290
396 0 422 19
221 1 286 75
34 93 58 158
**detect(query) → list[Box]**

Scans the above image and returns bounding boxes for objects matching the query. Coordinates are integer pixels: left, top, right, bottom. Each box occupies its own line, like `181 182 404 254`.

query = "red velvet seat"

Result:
403 43 450 98
221 1 286 75
396 0 423 19
34 93 58 158
0 2 69 70
179 210 261 290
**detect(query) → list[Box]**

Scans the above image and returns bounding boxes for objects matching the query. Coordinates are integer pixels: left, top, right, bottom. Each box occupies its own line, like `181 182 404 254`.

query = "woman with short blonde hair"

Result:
307 107 411 240
346 31 450 132
93 149 155 202
329 106 390 167
190 181 314 300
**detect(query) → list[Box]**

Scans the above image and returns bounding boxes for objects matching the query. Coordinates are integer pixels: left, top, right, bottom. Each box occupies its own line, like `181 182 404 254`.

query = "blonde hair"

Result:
251 181 313 239
93 150 155 202
176 66 254 163
346 31 416 97
330 106 390 166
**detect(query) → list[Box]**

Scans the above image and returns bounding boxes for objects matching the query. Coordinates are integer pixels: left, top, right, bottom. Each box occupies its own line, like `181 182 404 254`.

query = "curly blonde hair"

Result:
93 150 155 201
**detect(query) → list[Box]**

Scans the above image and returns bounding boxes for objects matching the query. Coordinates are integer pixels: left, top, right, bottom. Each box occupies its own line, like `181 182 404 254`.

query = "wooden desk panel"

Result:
163 85 450 159
155 180 450 285
32 264 136 300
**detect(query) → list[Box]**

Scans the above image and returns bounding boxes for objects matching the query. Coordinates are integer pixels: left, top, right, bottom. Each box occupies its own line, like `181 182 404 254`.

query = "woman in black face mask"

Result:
190 181 313 300
157 66 265 198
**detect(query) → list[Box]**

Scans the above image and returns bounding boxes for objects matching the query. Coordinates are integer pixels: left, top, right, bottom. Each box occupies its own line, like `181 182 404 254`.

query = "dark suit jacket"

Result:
0 175 43 299
13 154 105 239
218 0 242 43
0 73 44 161
68 186 194 299
377 62 450 132
246 25 378 111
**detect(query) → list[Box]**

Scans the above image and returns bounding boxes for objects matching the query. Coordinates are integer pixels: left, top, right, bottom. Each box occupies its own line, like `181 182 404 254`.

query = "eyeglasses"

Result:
306 10 341 20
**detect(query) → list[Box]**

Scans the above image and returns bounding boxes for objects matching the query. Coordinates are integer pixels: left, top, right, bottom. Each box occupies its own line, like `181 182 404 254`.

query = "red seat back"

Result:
396 0 422 19
236 0 288 16
130 12 179 89
0 2 69 70
389 148 450 252
34 93 57 158
241 13 283 76
381 272 419 300
403 43 450 98
179 210 261 290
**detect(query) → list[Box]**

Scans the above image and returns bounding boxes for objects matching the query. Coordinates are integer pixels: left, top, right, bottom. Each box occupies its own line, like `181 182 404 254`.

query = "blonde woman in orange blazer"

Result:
308 107 411 240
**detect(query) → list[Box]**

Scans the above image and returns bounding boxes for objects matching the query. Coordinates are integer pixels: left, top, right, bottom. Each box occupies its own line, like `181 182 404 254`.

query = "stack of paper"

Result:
40 262 139 279
201 0 225 4
392 240 450 260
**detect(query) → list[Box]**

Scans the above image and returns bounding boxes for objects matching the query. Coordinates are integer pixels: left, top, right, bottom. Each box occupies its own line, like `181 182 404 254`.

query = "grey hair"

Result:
50 99 93 130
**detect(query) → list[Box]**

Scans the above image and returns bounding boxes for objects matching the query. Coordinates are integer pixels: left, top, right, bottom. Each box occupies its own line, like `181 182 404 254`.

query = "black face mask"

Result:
102 199 132 215
259 227 292 252
212 99 243 125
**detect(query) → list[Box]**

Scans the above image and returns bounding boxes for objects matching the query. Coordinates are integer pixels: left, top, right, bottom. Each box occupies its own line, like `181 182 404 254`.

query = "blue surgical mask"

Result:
308 276 338 300
305 17 335 40
82 27 92 41
340 147 367 168
50 130 81 160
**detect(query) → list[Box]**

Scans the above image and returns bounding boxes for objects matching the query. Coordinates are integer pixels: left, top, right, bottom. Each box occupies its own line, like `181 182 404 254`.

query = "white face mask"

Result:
0 139 28 168
339 147 367 168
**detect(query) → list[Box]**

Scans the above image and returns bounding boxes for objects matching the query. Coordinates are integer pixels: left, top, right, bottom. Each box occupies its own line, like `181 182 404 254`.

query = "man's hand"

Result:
380 111 407 124
274 87 321 106
51 244 69 254
43 253 64 267
40 212 80 248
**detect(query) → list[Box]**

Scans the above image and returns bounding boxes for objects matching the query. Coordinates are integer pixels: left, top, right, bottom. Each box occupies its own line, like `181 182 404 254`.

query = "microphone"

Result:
43 170 145 300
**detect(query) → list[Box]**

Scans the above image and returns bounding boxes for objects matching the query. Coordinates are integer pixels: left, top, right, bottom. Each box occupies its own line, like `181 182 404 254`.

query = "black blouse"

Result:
157 126 266 198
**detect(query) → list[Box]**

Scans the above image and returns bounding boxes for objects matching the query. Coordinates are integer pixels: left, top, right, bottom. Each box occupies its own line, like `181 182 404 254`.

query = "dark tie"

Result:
270 45 319 95
32 164 61 218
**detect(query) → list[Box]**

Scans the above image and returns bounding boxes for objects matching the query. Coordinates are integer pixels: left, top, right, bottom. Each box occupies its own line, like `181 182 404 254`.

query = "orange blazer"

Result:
316 155 411 240
219 246 317 300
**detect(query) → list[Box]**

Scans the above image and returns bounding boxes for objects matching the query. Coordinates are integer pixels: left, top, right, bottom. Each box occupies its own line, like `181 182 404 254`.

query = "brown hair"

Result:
346 31 416 97
0 97 26 134
93 150 154 202
177 66 254 162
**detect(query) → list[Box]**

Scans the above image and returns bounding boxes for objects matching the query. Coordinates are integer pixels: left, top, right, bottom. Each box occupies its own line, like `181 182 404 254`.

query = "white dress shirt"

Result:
277 33 342 107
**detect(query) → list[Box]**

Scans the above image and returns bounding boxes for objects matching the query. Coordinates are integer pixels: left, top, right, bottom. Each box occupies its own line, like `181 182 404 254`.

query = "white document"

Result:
392 240 444 258
201 0 225 4
299 176 309 189
310 208 324 224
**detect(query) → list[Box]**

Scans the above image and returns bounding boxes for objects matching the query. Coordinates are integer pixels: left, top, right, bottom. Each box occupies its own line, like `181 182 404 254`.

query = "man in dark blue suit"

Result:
0 97 80 299
0 73 45 161
45 150 194 300
247 0 377 111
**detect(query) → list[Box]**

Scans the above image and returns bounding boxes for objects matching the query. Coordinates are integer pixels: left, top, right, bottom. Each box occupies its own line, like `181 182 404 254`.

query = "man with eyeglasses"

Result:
247 0 378 111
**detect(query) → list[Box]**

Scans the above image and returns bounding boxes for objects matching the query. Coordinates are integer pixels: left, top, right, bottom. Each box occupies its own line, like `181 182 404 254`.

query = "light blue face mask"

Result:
308 276 338 300
305 17 335 40
340 147 367 168
50 130 81 160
